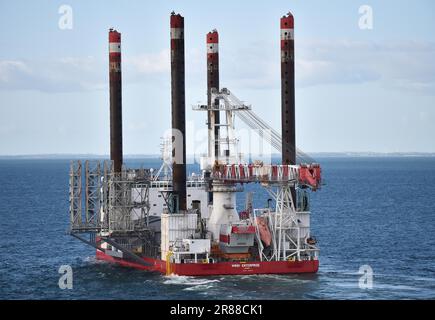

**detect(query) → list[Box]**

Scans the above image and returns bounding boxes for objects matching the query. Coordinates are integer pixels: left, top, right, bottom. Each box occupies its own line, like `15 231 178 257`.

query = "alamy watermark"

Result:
359 5 373 30
58 4 73 30
58 265 73 289
358 264 373 289
163 122 274 167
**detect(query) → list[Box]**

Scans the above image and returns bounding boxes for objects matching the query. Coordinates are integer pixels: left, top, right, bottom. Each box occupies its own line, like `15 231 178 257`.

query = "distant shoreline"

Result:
1 152 435 160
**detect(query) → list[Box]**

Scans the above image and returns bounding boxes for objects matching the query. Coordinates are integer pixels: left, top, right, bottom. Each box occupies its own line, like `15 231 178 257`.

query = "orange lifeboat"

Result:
256 217 272 247
299 164 321 190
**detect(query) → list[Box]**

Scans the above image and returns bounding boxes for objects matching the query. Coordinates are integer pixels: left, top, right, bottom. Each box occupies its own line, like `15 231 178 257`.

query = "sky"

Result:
0 0 434 155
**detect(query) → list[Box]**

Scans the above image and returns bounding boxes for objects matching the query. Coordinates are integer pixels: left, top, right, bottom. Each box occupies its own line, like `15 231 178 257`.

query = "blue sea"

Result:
1 157 434 300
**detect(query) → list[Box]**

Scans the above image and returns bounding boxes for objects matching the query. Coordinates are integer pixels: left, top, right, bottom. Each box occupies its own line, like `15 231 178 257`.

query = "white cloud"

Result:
221 39 435 93
0 61 31 83
1 40 434 94
0 60 34 90
0 57 105 92
296 58 380 87
0 50 172 93
0 50 178 92
297 39 435 92
126 49 170 74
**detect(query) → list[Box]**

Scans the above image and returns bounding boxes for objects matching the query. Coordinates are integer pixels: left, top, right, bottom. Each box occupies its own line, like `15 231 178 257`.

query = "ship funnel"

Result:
170 12 187 211
108 29 123 172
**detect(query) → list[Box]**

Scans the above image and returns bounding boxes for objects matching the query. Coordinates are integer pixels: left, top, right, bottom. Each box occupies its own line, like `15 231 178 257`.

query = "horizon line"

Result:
1 151 435 159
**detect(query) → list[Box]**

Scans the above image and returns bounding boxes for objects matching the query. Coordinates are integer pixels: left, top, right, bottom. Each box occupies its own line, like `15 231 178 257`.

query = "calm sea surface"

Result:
0 157 434 299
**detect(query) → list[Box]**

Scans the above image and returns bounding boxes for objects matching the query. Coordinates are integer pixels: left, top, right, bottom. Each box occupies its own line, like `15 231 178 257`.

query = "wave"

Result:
163 275 220 286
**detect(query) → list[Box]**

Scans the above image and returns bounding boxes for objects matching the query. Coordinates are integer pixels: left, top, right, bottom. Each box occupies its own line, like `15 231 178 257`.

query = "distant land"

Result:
1 152 434 160
0 154 160 160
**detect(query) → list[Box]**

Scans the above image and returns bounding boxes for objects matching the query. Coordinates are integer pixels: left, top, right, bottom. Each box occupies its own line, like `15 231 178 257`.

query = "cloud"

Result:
222 41 280 90
0 60 34 89
0 48 197 93
222 39 435 94
0 61 31 82
296 39 435 93
1 40 434 94
296 58 381 87
125 48 203 86
126 49 170 74
0 50 173 93
0 57 105 92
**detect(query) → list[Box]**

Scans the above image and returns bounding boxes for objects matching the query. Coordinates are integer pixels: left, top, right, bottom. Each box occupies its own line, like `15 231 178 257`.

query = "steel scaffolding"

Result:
85 160 101 229
69 160 150 234
108 171 150 232
251 184 319 262
69 160 82 229
68 160 155 266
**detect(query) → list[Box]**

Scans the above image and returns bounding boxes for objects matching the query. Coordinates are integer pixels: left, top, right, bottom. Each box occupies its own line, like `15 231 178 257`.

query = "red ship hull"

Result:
96 251 319 276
